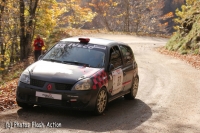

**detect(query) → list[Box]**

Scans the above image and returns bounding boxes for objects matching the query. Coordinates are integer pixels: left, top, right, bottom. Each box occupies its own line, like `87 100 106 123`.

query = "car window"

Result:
119 45 134 65
110 46 123 68
43 42 106 68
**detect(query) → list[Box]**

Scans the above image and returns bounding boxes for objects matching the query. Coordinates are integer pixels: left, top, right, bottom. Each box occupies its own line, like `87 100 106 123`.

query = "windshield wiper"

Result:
62 61 89 67
43 59 62 63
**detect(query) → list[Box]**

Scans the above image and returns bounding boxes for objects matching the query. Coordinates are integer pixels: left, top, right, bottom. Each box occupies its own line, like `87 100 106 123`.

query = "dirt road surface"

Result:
0 34 200 133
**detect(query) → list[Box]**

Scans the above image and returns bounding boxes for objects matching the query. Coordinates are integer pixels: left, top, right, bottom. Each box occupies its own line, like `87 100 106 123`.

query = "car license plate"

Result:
36 91 62 100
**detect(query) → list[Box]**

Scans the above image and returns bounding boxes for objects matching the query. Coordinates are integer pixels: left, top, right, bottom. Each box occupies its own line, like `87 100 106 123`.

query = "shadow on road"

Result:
14 98 152 132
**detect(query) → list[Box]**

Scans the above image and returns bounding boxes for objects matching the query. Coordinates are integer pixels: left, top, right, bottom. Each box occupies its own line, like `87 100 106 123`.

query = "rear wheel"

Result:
94 88 108 115
17 101 33 109
124 75 139 100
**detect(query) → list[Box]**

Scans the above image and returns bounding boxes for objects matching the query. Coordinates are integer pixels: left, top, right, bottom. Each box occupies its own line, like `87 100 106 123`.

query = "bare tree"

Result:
90 0 166 34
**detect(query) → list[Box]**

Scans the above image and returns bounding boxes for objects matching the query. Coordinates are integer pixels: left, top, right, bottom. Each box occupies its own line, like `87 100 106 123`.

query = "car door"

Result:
119 45 135 91
107 45 126 96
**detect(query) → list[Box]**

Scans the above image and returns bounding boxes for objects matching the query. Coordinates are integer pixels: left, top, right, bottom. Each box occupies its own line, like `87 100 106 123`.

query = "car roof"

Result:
60 36 127 46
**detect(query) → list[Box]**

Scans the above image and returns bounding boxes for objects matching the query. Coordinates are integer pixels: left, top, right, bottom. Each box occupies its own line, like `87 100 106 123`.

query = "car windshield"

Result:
42 42 106 68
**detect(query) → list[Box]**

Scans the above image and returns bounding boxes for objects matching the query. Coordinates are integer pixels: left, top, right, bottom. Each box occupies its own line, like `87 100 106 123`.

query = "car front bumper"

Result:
16 82 98 111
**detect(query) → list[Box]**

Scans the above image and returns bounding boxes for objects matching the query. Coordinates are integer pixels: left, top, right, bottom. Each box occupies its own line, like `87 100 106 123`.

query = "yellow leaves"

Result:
158 22 168 27
174 18 181 24
113 13 124 18
186 0 197 6
116 20 121 24
0 1 5 7
166 12 174 17
134 19 139 23
112 2 118 7
98 2 107 7
68 16 74 23
163 22 168 26
42 45 46 51
89 3 96 8
161 12 174 20
34 0 67 37
173 26 181 31
59 0 96 28
142 26 147 29
174 0 199 28
67 8 96 25
0 55 3 61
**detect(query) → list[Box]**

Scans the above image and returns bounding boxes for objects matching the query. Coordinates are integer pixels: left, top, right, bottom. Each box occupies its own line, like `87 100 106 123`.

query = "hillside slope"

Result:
166 0 200 54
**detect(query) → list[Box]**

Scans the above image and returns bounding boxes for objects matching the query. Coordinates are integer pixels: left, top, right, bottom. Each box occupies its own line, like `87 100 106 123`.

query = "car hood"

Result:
28 60 102 84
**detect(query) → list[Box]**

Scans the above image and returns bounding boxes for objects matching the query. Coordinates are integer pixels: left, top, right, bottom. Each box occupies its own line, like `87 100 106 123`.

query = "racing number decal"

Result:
117 76 122 86
111 68 123 95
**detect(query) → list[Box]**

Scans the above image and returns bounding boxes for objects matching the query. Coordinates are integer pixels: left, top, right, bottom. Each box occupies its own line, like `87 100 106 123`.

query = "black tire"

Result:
94 88 108 115
124 75 139 100
17 101 34 109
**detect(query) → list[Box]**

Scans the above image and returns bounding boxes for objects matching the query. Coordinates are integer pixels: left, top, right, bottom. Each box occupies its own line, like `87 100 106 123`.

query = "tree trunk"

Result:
123 0 130 32
19 0 26 60
103 16 112 31
10 42 14 65
19 0 39 61
0 0 5 68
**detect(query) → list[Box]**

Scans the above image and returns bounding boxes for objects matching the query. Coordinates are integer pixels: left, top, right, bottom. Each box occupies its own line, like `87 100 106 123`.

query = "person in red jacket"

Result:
33 34 44 61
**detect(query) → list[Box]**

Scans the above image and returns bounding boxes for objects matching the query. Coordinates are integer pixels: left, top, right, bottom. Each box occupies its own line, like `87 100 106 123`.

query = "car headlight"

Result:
73 78 92 90
19 69 30 84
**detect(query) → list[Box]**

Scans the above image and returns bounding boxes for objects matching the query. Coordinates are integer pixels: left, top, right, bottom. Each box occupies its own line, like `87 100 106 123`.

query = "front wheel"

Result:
94 88 108 115
124 75 139 100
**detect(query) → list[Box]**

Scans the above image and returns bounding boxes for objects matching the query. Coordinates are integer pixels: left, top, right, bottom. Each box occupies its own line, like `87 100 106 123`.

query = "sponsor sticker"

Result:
66 42 106 50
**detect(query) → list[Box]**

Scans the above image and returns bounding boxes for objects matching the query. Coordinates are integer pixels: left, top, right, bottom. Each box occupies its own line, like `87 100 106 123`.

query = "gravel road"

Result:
0 34 200 133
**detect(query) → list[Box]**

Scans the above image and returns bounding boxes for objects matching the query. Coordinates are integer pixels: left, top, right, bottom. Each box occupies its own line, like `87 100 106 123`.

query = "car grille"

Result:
30 79 73 90
55 83 73 90
30 79 46 87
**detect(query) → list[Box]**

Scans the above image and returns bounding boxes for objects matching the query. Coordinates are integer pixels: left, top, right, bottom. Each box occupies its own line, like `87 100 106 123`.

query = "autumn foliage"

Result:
0 0 179 74
0 0 187 111
166 0 200 55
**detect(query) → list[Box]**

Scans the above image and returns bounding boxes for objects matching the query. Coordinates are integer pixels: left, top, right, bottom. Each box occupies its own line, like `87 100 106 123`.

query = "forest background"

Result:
0 0 197 83
2 0 200 111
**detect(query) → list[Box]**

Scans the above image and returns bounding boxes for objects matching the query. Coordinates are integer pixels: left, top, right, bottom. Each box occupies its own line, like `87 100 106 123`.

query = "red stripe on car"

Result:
122 80 131 86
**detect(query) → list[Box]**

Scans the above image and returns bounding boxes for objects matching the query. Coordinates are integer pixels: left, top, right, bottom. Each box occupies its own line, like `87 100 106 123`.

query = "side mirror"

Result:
109 64 114 72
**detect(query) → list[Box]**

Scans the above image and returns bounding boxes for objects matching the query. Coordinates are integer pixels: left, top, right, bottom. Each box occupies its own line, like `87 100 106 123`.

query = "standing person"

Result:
33 34 44 61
